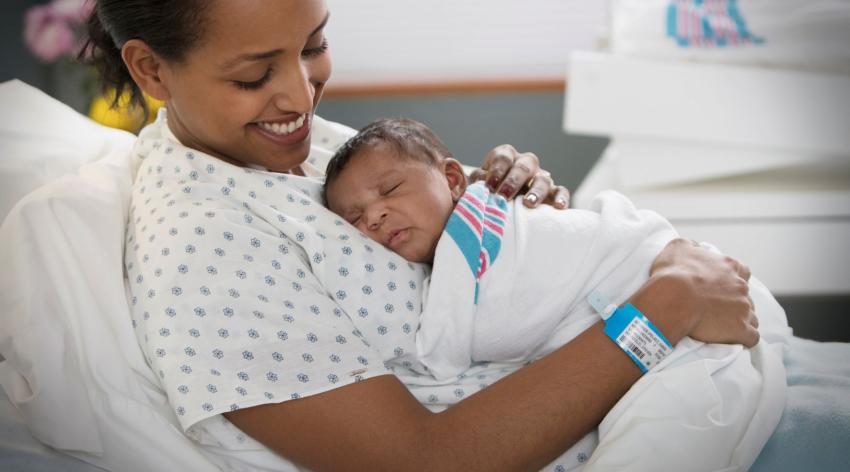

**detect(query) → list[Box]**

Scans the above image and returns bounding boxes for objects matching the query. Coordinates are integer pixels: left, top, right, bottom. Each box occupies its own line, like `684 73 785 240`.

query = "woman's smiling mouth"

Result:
252 113 310 145
258 113 306 135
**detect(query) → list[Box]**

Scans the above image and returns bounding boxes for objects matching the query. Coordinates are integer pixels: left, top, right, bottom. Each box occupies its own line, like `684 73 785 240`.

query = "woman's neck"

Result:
162 107 305 176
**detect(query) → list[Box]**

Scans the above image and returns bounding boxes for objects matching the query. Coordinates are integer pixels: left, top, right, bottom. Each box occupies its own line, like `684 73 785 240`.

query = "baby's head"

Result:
324 118 467 263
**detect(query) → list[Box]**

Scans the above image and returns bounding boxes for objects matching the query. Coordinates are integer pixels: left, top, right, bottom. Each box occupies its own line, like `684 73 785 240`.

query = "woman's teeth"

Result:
258 114 306 135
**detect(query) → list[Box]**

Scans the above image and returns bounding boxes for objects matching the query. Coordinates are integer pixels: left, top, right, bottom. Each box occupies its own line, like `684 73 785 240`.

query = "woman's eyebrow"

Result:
219 49 284 71
218 12 330 71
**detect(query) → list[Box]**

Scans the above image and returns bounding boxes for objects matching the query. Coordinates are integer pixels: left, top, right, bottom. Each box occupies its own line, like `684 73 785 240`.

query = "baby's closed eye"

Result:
381 181 402 196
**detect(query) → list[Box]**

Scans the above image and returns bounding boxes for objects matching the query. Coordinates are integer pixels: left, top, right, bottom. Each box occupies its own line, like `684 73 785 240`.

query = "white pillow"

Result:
0 148 225 470
0 79 136 223
0 80 361 470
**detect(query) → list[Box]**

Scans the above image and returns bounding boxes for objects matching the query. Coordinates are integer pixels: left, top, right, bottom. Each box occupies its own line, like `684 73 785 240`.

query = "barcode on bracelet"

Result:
618 333 647 359
628 342 645 359
606 306 673 373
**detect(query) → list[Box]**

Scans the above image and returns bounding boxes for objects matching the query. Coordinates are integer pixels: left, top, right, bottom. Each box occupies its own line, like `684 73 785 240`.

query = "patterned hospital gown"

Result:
124 111 593 471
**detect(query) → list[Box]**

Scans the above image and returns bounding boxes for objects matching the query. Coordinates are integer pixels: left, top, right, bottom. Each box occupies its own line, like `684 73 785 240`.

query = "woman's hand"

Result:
469 144 570 209
649 238 760 347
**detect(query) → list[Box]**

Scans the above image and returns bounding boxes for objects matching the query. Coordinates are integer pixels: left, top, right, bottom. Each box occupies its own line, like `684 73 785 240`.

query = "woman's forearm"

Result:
417 272 691 471
226 272 693 471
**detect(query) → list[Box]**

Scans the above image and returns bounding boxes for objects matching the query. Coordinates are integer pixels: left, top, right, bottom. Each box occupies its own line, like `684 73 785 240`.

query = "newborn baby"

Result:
323 117 678 378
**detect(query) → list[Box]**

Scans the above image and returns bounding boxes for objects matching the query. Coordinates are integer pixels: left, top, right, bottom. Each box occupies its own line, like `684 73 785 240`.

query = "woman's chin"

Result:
246 135 313 173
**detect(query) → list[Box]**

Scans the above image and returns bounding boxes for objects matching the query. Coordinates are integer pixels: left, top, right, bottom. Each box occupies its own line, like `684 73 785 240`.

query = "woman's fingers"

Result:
749 304 759 329
522 174 549 207
468 167 488 183
743 309 761 347
481 145 518 191
521 169 553 207
654 239 763 347
475 145 567 210
738 261 752 281
539 184 570 209
494 151 539 199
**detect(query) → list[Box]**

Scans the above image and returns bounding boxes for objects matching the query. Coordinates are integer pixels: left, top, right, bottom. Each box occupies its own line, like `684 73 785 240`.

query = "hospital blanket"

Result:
417 182 789 471
751 336 850 471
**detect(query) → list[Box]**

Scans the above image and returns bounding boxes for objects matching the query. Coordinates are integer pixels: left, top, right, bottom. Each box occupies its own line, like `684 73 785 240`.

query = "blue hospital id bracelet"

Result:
600 303 673 373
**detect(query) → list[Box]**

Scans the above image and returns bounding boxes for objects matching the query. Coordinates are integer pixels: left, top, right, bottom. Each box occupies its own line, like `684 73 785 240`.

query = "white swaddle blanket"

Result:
418 182 679 378
417 182 788 471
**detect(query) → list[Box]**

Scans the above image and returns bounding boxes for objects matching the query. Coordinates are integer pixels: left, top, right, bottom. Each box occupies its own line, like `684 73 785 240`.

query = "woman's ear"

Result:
443 158 468 202
121 39 171 101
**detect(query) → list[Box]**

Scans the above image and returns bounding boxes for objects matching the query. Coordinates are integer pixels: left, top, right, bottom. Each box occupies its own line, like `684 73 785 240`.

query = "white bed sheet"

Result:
0 378 105 472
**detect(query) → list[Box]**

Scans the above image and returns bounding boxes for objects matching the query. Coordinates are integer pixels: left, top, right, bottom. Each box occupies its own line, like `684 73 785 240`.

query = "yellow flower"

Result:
88 89 164 133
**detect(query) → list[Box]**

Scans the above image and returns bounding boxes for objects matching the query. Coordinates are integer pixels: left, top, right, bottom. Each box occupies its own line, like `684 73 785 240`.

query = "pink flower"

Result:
50 0 94 25
23 5 76 63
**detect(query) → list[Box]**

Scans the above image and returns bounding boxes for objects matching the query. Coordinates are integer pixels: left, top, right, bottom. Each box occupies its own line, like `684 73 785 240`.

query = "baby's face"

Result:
325 143 463 263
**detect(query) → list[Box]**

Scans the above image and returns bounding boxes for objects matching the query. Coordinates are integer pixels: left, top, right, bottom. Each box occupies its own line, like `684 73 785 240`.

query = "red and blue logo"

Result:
667 0 764 47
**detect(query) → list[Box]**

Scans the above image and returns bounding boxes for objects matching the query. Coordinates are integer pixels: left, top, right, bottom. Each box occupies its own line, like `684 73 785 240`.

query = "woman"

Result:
86 0 759 470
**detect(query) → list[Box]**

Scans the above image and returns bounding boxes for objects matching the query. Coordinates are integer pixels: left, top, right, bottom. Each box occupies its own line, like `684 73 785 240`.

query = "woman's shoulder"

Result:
306 115 357 173
311 115 356 152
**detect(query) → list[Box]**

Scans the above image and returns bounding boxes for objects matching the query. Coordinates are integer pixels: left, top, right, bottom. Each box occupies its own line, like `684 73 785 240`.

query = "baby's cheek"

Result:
360 226 383 246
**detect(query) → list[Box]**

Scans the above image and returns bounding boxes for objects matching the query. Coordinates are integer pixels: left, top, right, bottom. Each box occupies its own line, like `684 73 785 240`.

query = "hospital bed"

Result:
2 2 850 466
0 79 847 471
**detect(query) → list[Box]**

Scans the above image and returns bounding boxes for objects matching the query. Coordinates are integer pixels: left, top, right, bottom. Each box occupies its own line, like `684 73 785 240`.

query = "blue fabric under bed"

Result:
751 336 850 471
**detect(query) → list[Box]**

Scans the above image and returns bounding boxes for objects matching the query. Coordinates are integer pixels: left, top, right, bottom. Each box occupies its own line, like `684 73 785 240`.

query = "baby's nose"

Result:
366 209 387 230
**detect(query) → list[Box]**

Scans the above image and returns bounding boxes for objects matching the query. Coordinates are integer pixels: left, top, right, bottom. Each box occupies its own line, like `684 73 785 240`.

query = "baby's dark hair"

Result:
324 118 452 200
78 0 211 121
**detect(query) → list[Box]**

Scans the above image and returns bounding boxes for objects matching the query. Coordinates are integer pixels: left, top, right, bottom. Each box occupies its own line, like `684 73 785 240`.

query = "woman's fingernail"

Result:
556 197 567 207
525 193 539 204
499 185 515 198
486 176 500 190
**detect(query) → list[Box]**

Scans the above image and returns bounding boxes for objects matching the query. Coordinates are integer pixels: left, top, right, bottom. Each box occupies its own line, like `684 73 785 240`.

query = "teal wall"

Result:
318 91 609 192
1 1 847 342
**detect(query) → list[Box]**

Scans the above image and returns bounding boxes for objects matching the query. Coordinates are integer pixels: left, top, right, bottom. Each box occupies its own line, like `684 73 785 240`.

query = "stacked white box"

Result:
565 52 850 296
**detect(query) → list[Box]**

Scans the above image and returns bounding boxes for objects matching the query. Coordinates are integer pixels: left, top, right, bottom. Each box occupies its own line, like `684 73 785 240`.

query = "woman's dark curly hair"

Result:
77 0 211 119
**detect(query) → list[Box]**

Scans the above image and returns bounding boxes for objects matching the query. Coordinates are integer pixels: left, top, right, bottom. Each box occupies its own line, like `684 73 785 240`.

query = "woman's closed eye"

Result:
233 68 273 90
232 38 326 90
302 38 329 59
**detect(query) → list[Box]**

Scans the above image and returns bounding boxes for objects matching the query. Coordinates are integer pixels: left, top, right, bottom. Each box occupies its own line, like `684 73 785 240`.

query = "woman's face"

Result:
159 0 331 172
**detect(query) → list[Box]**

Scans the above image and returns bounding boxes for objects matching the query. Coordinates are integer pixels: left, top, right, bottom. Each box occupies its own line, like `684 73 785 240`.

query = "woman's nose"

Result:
273 62 314 113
